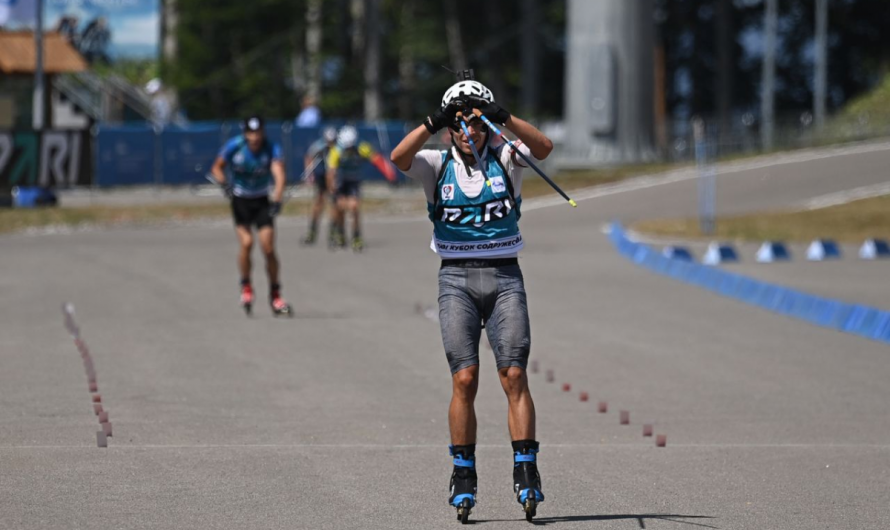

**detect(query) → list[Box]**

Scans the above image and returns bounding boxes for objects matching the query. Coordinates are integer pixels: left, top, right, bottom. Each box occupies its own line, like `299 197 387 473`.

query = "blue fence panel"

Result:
96 127 156 186
93 121 412 187
161 127 222 185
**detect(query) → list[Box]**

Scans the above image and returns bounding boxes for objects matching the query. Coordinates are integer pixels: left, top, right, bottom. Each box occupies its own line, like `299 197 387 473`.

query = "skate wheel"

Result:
458 498 471 524
525 498 536 522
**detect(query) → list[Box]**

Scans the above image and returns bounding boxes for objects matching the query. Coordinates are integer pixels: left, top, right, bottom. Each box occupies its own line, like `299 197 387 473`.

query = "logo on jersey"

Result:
442 184 455 201
233 152 245 165
490 176 506 193
438 198 514 227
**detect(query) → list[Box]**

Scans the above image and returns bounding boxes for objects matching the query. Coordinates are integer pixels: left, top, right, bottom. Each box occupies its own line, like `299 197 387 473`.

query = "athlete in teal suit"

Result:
391 75 554 522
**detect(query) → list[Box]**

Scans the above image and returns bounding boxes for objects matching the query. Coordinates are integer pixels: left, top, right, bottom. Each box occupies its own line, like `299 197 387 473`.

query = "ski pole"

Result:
456 112 492 187
471 109 577 207
206 156 323 203
204 172 228 196
282 154 323 201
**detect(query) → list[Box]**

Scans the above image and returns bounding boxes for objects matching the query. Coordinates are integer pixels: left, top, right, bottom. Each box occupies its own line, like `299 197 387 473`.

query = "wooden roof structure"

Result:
0 31 88 74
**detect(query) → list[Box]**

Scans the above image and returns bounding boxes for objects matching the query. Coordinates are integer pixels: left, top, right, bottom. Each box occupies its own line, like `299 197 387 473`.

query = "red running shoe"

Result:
240 284 254 315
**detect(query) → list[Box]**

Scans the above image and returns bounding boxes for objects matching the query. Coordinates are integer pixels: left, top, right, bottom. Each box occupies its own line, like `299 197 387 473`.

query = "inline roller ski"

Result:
301 228 317 246
352 236 364 253
239 283 253 316
328 228 346 250
448 445 477 525
269 288 293 317
512 440 544 523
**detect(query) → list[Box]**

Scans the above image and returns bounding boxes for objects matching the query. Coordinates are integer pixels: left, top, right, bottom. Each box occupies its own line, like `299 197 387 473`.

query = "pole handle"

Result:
472 109 576 207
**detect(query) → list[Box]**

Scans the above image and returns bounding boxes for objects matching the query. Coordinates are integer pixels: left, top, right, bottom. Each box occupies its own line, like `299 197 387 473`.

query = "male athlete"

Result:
211 116 292 316
301 126 337 245
390 73 553 522
325 125 395 251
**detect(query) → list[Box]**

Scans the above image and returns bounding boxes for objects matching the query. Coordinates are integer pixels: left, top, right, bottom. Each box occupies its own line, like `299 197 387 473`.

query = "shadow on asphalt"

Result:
469 513 718 528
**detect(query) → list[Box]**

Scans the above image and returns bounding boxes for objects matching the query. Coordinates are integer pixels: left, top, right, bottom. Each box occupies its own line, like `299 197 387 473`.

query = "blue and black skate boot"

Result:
512 440 544 522
448 444 477 525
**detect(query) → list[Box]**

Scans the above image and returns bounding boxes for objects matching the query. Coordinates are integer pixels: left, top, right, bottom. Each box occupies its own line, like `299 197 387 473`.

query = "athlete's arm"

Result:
391 103 459 171
503 116 553 161
360 142 396 182
468 97 553 160
270 160 286 203
210 156 227 185
325 148 340 194
390 125 432 172
212 138 238 186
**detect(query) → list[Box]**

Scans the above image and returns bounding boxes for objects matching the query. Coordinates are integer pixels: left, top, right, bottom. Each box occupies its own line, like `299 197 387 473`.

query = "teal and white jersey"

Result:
219 135 282 198
405 141 531 259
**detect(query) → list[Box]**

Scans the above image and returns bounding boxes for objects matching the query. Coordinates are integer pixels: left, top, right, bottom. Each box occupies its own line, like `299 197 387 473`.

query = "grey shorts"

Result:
438 262 531 374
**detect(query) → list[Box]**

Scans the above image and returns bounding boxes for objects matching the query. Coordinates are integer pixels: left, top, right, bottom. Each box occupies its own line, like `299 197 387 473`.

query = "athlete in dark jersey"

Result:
301 126 337 245
324 125 395 251
211 116 292 316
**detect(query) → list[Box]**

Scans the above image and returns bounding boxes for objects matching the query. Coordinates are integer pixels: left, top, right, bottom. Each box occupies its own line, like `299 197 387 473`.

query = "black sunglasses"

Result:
449 118 488 133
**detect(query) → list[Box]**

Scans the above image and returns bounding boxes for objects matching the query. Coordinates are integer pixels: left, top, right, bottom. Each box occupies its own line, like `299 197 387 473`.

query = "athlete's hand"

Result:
423 102 460 134
223 183 235 199
268 201 282 217
467 96 510 125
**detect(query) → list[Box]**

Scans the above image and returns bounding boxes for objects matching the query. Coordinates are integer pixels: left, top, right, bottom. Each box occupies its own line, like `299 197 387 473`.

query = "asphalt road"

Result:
1 141 889 529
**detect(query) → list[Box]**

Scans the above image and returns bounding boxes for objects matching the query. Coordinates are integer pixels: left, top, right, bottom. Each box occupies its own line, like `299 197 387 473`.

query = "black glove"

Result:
223 183 235 199
268 201 282 217
467 96 510 125
423 102 460 134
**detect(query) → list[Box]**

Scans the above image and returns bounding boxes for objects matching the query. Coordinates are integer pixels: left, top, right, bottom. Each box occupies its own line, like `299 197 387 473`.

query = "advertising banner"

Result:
0 130 92 188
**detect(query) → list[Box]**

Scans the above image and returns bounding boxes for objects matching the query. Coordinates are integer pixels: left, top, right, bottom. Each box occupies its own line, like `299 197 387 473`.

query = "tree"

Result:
364 0 382 120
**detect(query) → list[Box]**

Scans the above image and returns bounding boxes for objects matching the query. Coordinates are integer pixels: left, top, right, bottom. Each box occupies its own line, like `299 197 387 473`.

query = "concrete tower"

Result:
564 0 655 165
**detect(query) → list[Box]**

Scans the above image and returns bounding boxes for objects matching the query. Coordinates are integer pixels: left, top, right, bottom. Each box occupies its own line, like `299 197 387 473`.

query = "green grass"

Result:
0 161 688 234
0 199 397 235
522 161 684 199
632 195 890 243
819 74 890 143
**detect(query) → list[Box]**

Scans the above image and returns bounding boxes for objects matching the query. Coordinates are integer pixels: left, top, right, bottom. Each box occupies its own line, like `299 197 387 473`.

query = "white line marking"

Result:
521 140 890 213
796 181 890 210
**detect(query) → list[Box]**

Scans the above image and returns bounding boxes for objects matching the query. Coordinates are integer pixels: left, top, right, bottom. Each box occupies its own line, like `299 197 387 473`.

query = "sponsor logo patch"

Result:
442 184 455 201
490 176 506 193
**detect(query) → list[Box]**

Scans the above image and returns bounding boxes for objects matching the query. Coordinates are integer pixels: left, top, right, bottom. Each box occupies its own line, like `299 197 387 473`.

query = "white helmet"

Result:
323 126 337 143
441 80 495 109
337 125 358 149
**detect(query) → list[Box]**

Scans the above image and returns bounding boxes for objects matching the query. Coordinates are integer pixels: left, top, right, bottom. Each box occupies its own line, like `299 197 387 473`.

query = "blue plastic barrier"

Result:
806 239 841 261
702 242 739 265
662 246 694 261
608 223 890 345
12 186 41 207
859 239 890 260
755 241 791 263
